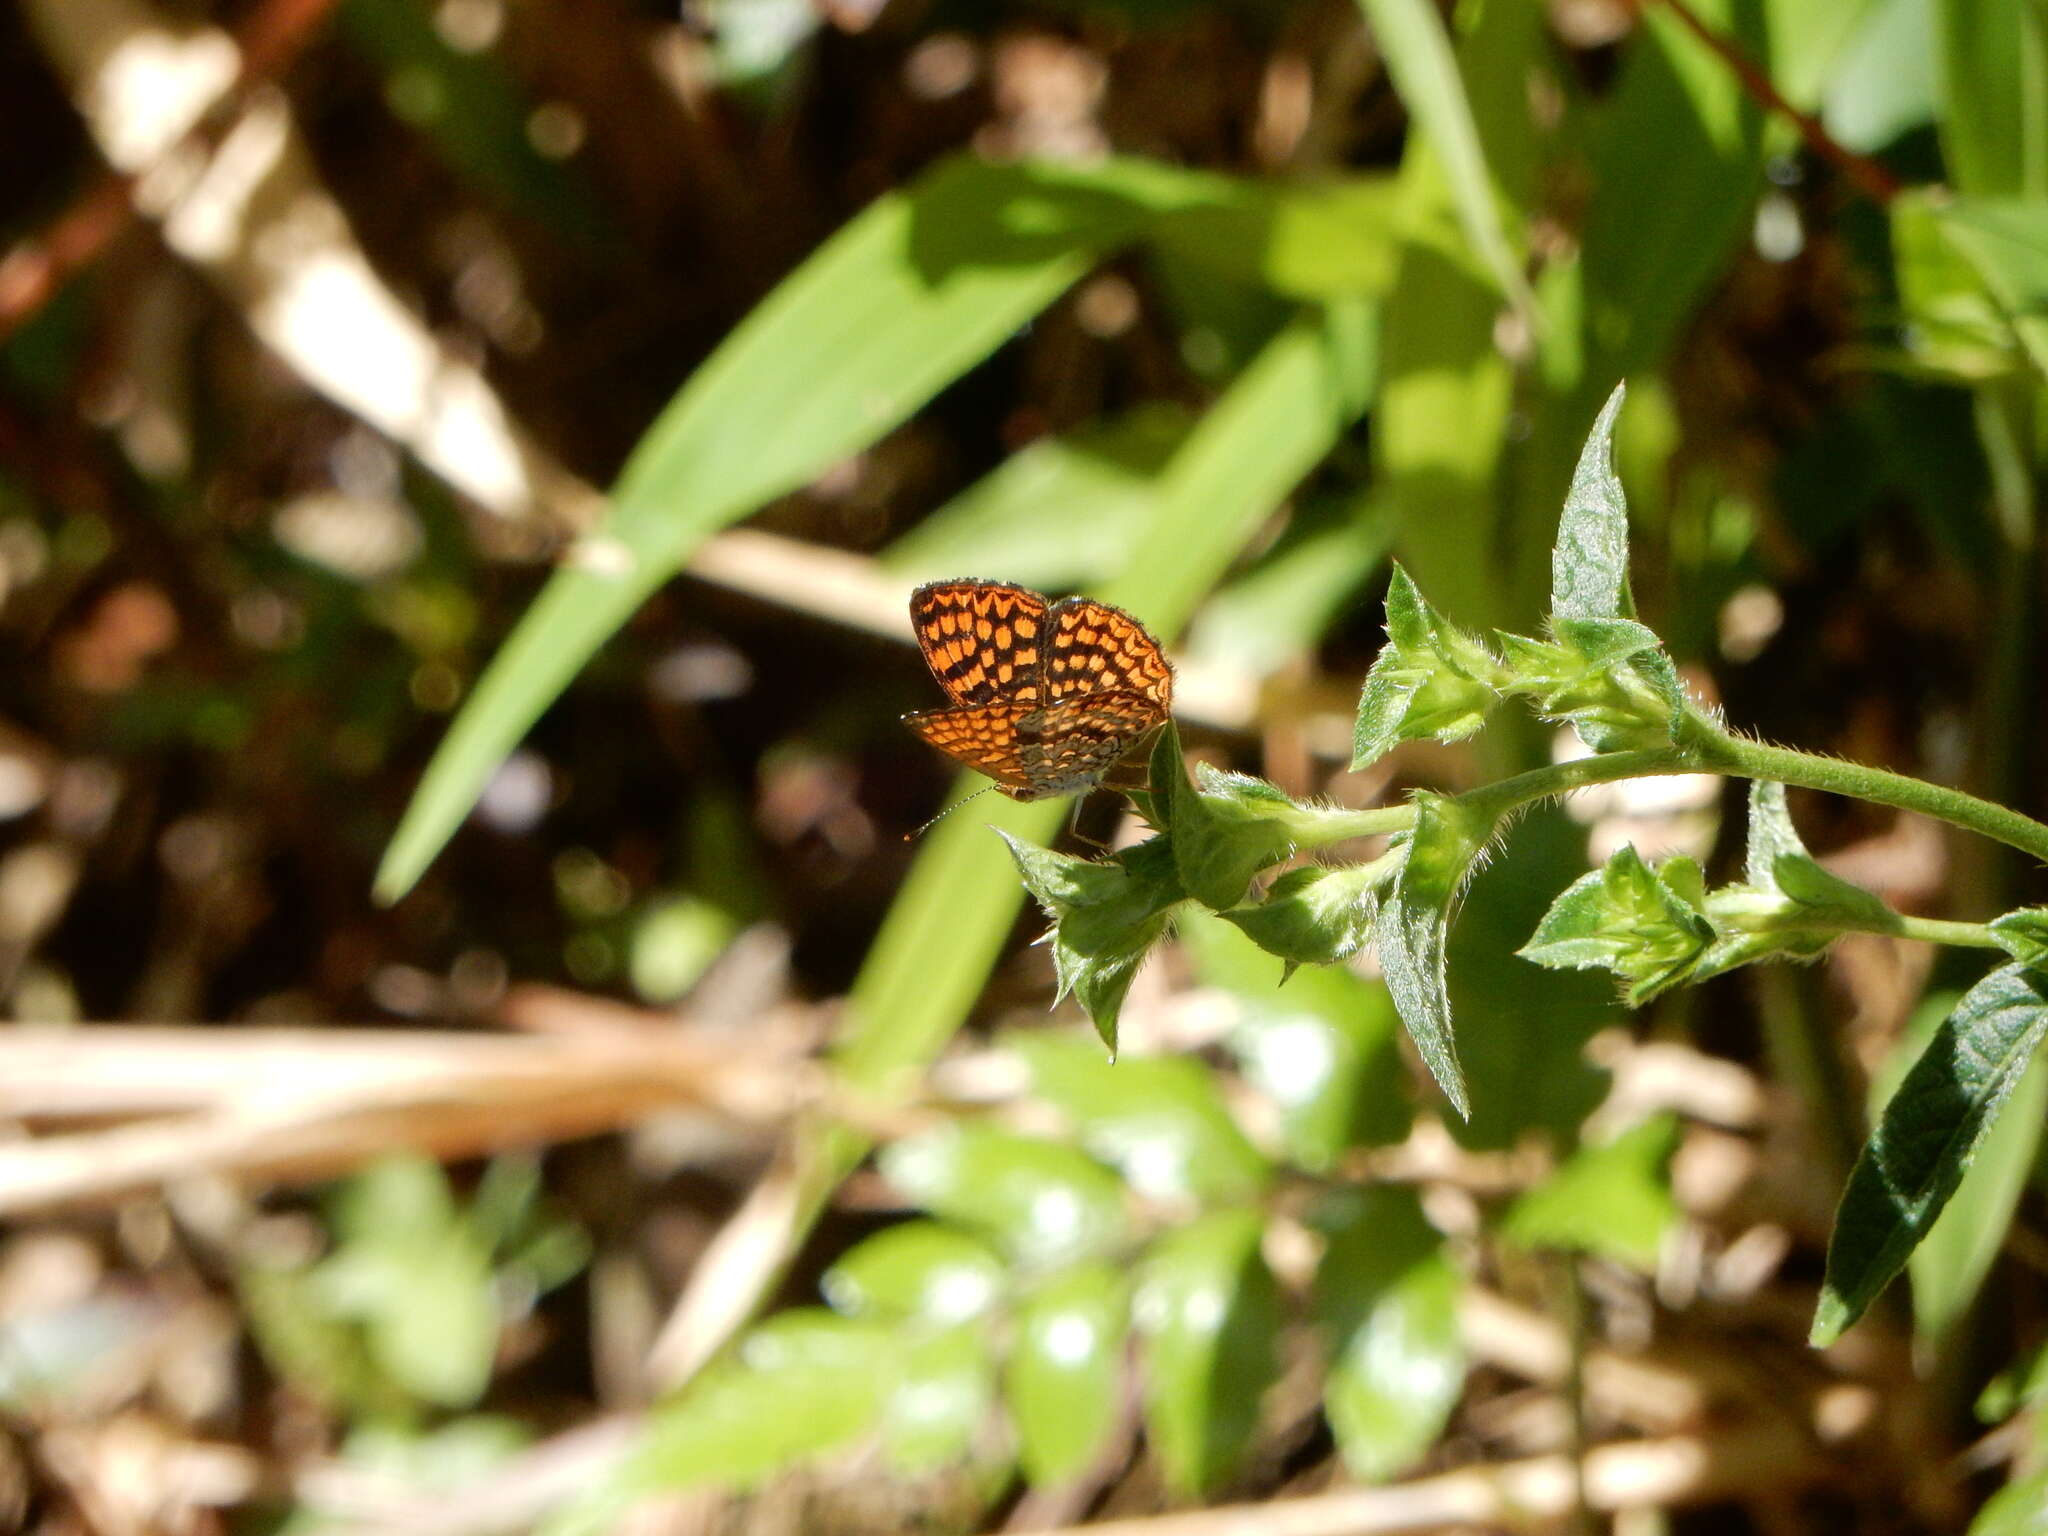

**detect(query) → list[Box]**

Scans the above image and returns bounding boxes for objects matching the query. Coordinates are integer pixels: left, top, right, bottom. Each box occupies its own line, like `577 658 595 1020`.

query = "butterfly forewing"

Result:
1044 597 1175 706
909 580 1049 708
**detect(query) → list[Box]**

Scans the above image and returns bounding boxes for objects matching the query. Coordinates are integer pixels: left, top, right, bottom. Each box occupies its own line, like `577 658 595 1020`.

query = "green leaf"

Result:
1519 846 1714 1006
1502 1115 1681 1270
882 404 1193 591
1991 907 2048 967
879 1126 1129 1271
1549 382 1632 621
1314 1188 1464 1481
1377 791 1498 1118
1011 1032 1271 1205
1184 489 1395 680
361 1236 499 1408
375 154 1186 901
1354 0 1534 318
1933 0 2048 198
1577 0 1767 380
1165 753 1300 913
331 1152 457 1241
1134 1209 1282 1496
624 1312 894 1494
1447 807 1616 1151
1822 0 1940 152
316 1156 500 1409
1000 829 1185 961
1969 1464 2048 1536
1001 828 1187 1056
1814 965 2048 1344
1219 862 1382 969
1146 176 1407 300
239 1263 397 1420
1051 936 1154 1060
1112 298 1378 628
1675 782 1898 986
1503 616 1684 752
883 1325 993 1474
1745 781 1891 920
1352 565 1505 768
821 1221 1006 1326
1005 1263 1129 1487
1893 192 2029 382
1976 1341 2048 1423
1764 0 1888 111
1932 200 2048 379
1878 989 2048 1347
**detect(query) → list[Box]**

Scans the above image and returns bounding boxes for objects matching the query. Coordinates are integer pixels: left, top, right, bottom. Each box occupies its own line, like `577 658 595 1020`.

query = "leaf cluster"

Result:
1008 381 2048 1359
568 1031 1459 1520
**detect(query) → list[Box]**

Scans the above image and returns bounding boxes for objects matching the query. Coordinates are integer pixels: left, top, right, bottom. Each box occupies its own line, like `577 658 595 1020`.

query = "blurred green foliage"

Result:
14 0 2048 1524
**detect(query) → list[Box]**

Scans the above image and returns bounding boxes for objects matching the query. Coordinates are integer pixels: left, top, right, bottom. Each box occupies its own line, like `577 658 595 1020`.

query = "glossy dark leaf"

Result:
1815 965 2048 1344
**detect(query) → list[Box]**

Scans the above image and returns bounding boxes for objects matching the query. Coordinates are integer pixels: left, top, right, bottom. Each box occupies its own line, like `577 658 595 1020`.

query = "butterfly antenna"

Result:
905 784 997 841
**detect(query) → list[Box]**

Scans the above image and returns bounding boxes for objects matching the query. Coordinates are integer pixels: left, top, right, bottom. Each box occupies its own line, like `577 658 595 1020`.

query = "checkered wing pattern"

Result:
904 582 1172 802
1043 597 1175 707
909 580 1049 708
901 702 1037 796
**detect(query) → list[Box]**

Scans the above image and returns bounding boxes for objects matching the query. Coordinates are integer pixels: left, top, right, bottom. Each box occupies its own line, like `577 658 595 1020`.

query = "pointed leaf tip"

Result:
1550 381 1631 622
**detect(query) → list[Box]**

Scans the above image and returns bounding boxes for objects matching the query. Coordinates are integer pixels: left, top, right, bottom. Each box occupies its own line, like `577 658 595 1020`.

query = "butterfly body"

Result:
903 580 1172 801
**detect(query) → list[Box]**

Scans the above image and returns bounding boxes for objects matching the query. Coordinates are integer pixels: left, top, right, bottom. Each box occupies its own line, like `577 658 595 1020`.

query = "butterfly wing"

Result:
901 703 1038 798
909 581 1050 708
1043 597 1174 707
1014 693 1165 797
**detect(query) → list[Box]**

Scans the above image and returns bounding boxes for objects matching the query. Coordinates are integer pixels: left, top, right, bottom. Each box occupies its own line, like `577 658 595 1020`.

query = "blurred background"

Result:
3 0 2046 1531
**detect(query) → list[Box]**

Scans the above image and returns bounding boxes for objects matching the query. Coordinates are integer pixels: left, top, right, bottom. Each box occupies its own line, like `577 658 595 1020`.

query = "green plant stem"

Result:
1288 804 1416 847
1819 915 2006 951
1450 717 2048 871
1461 747 1699 822
1707 892 2007 951
1679 715 2048 868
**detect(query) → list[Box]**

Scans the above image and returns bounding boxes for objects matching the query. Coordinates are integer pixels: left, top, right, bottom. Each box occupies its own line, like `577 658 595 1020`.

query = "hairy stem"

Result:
1461 747 1706 823
1679 714 2048 868
1288 804 1416 847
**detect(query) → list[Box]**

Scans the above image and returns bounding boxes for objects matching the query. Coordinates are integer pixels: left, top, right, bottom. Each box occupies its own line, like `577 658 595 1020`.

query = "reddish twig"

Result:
0 174 138 340
0 0 345 344
1638 0 1903 206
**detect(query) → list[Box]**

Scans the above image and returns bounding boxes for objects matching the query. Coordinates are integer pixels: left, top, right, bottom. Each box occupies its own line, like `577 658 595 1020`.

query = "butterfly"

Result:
902 580 1173 802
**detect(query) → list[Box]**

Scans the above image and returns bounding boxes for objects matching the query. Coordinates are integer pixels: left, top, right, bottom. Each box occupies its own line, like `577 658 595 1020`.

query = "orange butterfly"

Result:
902 580 1173 801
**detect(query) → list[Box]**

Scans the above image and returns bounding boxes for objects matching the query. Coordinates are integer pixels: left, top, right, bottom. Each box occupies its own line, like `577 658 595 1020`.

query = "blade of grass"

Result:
1355 0 1535 322
376 157 1175 902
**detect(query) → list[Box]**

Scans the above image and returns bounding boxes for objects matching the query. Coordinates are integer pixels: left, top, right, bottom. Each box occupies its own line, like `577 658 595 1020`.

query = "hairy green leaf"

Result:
1550 382 1632 620
1353 565 1504 768
1814 965 2048 1344
1377 791 1498 1118
1220 862 1384 969
1519 846 1714 1006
